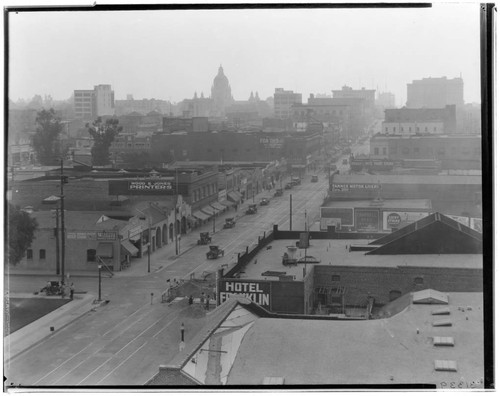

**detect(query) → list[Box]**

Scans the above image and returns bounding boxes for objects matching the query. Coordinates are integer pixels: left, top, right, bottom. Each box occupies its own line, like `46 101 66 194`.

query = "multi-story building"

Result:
211 65 233 117
331 86 376 110
94 84 114 116
114 95 171 116
406 77 464 108
382 106 457 135
274 88 302 119
73 90 95 120
376 91 396 109
73 84 115 120
369 134 481 170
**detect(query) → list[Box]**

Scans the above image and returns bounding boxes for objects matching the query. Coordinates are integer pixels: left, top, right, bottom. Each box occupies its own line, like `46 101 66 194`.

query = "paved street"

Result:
5 145 368 387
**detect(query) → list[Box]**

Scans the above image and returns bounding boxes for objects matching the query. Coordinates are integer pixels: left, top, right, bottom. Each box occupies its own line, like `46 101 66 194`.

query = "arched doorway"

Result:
181 216 187 234
156 227 161 249
162 224 167 244
169 223 174 241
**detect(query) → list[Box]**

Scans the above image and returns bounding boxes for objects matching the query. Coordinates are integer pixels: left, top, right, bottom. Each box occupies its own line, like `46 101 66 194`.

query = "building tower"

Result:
211 65 233 116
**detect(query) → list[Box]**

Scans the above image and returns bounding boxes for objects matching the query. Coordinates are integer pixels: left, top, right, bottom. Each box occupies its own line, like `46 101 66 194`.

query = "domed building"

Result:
211 65 233 117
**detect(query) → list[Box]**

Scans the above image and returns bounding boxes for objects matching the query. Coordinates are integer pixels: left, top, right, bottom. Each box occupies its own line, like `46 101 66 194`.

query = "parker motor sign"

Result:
382 211 429 231
109 180 175 195
219 280 271 309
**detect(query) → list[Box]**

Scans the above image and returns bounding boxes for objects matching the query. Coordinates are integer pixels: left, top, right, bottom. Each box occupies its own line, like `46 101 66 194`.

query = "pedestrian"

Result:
188 295 193 305
200 295 204 306
205 296 210 310
70 283 74 300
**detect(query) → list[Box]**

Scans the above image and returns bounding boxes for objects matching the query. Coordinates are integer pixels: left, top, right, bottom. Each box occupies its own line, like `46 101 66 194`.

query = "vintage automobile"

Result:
274 188 284 197
311 175 319 182
291 177 301 186
284 182 293 190
260 198 270 206
223 217 236 229
206 245 224 259
197 232 212 245
40 280 64 296
246 204 258 214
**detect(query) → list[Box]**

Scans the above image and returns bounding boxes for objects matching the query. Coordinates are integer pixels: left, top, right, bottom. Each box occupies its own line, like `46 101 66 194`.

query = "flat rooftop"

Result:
239 239 482 281
227 292 484 385
322 199 432 210
333 174 482 185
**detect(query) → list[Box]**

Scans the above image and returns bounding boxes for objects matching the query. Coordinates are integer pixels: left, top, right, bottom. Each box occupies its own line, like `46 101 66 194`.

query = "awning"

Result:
211 202 226 211
192 211 210 221
228 191 242 203
220 200 235 207
97 242 114 258
121 240 139 256
201 206 217 216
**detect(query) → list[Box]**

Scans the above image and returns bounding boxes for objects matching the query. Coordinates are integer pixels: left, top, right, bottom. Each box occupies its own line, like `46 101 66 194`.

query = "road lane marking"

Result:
96 341 148 385
33 343 93 385
76 356 114 385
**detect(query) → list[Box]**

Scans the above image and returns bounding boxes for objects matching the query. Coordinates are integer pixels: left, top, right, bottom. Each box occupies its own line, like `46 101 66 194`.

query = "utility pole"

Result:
174 169 179 255
55 208 60 275
60 158 66 284
289 194 292 230
213 209 216 234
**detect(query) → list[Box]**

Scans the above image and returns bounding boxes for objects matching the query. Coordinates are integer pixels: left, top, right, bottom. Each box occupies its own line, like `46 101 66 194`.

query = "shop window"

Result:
26 249 33 260
87 249 96 262
382 147 387 155
39 249 46 260
331 275 340 282
414 277 424 285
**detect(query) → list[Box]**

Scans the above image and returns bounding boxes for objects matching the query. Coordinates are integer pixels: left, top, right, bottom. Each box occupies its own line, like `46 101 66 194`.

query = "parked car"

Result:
274 188 284 197
223 218 236 229
311 175 318 182
260 198 270 206
246 204 258 214
284 182 293 190
197 232 212 245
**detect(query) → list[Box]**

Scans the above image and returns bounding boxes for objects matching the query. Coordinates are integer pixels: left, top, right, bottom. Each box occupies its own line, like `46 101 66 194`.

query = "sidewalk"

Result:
4 293 102 361
7 187 280 280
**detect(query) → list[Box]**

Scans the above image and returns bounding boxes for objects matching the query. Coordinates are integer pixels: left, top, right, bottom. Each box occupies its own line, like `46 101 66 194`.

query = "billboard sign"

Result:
321 207 354 226
260 137 284 149
109 180 175 195
320 218 341 231
382 211 429 231
333 183 380 191
355 209 379 232
219 280 271 309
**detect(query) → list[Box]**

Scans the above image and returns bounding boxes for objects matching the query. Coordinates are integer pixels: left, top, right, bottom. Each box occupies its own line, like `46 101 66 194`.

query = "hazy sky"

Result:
8 3 481 105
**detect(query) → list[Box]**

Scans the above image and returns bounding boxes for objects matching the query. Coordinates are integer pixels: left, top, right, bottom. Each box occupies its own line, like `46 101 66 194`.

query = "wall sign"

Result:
219 280 271 308
382 211 429 231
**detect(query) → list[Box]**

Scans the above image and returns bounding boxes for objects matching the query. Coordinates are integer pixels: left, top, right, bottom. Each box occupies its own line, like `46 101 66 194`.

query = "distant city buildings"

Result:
74 84 115 120
115 95 172 116
211 65 234 117
406 77 464 108
273 88 302 119
382 105 457 135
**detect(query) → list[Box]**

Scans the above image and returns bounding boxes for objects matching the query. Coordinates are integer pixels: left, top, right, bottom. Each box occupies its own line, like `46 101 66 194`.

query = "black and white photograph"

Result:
4 1 494 390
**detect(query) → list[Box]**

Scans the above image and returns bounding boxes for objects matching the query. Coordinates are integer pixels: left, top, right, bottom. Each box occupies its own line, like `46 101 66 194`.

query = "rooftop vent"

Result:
432 308 451 315
434 360 457 372
432 320 452 327
433 336 455 346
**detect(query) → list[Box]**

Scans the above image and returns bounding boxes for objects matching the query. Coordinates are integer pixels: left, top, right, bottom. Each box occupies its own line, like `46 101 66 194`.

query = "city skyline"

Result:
8 4 480 106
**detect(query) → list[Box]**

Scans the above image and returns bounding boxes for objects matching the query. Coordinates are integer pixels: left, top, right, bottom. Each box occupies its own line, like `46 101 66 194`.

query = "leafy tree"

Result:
87 117 122 166
7 204 38 266
32 108 63 165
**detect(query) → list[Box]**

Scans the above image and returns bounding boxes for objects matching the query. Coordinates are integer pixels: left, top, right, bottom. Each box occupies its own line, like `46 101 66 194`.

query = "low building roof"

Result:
332 174 481 185
30 211 128 231
157 293 483 386
322 199 432 210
